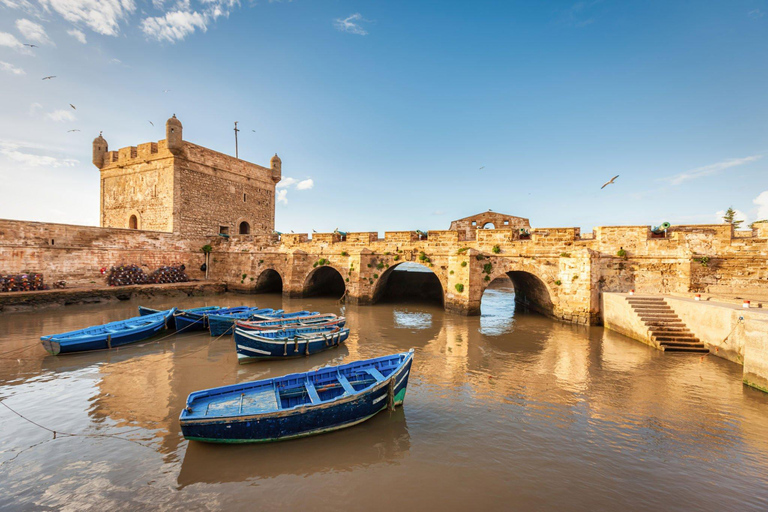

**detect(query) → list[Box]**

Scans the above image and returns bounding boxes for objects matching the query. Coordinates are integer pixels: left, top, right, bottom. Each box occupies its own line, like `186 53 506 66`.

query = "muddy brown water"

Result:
1 280 768 511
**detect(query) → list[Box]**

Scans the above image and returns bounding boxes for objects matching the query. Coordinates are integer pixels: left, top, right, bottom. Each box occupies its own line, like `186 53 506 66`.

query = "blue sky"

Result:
1 0 767 234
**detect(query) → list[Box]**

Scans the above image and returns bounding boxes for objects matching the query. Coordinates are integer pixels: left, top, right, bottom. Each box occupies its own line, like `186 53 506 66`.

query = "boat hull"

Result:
181 354 412 443
234 328 350 363
139 306 176 329
41 309 175 355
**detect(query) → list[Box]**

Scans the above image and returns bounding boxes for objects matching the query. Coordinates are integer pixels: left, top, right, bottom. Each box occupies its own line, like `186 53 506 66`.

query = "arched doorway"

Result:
128 215 138 229
481 271 554 318
373 262 444 306
482 222 495 229
303 266 346 299
239 221 250 234
254 269 282 294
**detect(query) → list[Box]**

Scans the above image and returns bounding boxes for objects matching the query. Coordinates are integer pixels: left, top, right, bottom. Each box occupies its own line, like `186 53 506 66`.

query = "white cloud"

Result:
276 189 288 205
334 13 369 35
29 102 43 115
0 31 24 48
715 208 749 227
67 28 87 43
296 178 313 190
15 18 53 45
749 9 764 19
665 155 762 185
754 191 768 220
432 210 445 215
0 143 78 167
38 0 136 36
47 109 77 122
0 61 25 75
276 177 297 188
141 10 207 42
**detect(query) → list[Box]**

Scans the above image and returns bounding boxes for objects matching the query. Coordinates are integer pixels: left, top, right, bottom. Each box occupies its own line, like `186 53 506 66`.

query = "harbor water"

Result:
1 279 768 511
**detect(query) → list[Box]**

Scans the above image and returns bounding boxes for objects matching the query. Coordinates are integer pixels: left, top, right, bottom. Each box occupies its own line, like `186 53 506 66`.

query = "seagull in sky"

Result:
163 89 170 93
23 44 37 48
42 76 56 80
479 166 485 170
67 129 80 132
601 175 620 189
312 229 317 233
148 121 154 126
70 104 76 110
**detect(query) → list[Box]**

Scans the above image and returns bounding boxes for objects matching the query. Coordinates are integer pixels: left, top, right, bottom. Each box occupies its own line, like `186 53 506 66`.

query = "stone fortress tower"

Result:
93 115 281 237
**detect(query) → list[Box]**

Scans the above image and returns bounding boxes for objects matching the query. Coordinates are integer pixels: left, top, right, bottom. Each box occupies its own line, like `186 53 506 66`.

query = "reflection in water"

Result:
178 408 410 487
2 290 768 511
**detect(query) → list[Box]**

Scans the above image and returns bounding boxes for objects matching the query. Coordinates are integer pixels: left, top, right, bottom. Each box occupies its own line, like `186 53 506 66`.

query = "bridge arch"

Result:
372 262 446 306
481 262 556 318
303 264 346 299
253 268 283 294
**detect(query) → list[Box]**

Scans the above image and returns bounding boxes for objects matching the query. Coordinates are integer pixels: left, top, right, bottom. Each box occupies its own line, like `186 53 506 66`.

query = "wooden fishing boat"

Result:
247 310 318 322
138 305 176 329
207 307 280 337
41 308 176 355
234 325 349 363
174 306 225 331
179 350 414 443
236 313 345 332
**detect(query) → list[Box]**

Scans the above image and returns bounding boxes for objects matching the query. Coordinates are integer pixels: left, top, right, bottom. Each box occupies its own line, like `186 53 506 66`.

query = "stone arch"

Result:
128 212 140 230
238 221 251 235
372 261 446 306
303 264 346 299
254 268 283 293
481 261 556 318
482 222 495 229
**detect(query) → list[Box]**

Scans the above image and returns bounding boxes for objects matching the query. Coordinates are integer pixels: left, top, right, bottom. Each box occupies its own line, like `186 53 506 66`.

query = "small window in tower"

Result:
129 215 138 229
243 193 247 202
219 226 229 235
239 221 251 235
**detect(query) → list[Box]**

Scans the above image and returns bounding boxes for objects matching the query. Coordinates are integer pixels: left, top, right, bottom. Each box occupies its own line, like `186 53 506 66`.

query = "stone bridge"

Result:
207 213 768 325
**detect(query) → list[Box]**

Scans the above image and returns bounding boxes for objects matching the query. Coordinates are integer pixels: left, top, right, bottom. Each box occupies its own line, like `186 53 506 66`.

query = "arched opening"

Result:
238 221 250 235
481 271 554 319
254 269 282 294
482 222 495 229
303 266 346 299
128 215 138 230
373 262 444 306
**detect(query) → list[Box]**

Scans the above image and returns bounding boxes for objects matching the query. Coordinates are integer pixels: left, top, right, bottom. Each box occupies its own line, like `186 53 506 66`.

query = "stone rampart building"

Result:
94 115 281 237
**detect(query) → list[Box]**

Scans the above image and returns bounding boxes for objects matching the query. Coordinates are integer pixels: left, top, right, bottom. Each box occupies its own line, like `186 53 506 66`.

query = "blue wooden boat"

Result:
234 325 350 363
139 305 176 329
41 308 176 355
236 313 345 332
207 307 281 337
174 306 224 332
248 310 318 322
179 350 414 443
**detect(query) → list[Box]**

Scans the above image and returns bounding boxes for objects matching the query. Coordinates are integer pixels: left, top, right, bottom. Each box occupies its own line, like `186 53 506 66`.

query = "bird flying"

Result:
23 44 37 48
163 89 170 93
42 76 56 80
67 129 80 132
601 175 620 189
148 121 154 126
70 104 76 110
479 166 485 170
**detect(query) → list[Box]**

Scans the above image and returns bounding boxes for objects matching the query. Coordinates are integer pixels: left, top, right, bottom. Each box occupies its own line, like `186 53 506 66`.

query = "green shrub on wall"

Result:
492 245 501 254
455 283 464 293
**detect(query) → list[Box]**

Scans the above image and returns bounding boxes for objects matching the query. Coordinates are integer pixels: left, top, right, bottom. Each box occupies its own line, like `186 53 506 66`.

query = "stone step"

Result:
653 335 700 343
644 321 687 327
628 300 666 305
651 332 696 339
640 316 680 322
661 345 710 354
632 306 673 311
647 326 691 332
659 340 706 348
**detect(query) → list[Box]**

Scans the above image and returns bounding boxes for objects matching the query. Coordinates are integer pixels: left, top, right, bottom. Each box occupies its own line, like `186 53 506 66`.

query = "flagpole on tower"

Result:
234 121 240 159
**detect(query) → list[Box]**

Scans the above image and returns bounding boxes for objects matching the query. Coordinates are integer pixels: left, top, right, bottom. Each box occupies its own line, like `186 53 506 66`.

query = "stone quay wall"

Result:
0 218 206 287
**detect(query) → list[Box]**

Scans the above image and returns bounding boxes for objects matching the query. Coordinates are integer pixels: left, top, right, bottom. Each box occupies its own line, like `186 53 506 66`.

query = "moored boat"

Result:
207 307 281 337
236 313 345 331
234 325 350 363
41 308 176 355
174 306 225 332
139 305 176 329
179 350 414 443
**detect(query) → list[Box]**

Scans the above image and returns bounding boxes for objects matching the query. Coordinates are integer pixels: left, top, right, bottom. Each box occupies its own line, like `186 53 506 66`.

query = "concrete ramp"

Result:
626 297 709 354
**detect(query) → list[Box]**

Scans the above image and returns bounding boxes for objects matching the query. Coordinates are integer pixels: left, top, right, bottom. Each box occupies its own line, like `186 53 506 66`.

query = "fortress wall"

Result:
0 219 205 287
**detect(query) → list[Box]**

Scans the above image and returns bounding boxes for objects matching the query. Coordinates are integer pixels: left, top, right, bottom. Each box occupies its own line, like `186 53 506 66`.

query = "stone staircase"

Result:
626 296 709 354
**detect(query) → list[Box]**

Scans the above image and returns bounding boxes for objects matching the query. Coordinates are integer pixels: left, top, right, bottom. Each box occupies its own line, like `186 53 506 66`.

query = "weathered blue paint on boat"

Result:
179 350 414 443
234 325 350 363
174 306 224 332
138 305 176 329
207 307 281 337
248 310 318 322
236 313 345 332
40 308 176 355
